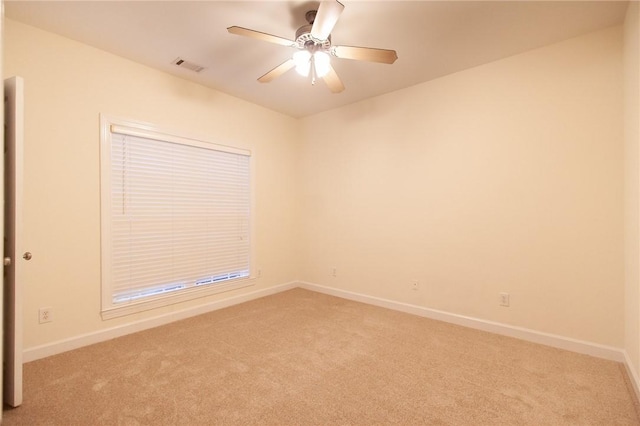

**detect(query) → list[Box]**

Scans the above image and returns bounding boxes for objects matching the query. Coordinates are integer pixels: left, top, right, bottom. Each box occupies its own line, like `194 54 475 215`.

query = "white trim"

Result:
24 281 632 372
23 282 297 363
623 350 640 403
297 281 625 362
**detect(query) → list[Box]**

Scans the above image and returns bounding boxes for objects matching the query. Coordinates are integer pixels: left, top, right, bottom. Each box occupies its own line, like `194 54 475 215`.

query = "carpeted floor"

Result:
3 288 639 425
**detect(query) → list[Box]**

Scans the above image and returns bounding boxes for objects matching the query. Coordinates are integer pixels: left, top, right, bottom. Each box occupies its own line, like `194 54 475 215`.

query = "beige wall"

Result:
4 17 627 352
4 19 301 349
625 1 640 377
299 26 624 347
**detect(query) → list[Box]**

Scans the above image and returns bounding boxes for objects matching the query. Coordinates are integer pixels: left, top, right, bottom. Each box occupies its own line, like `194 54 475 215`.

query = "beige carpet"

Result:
3 288 639 425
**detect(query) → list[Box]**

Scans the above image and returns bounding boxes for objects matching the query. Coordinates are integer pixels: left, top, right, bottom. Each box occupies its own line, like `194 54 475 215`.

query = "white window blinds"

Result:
102 121 251 315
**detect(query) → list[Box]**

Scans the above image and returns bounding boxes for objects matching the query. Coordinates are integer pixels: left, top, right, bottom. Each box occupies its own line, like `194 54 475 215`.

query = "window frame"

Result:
99 115 256 319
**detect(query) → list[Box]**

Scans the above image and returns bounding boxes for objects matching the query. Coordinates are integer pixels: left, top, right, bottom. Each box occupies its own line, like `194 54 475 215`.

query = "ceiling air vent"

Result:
172 57 205 73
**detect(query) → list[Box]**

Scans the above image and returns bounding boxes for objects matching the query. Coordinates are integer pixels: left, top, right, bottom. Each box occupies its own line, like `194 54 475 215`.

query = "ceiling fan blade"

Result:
322 65 345 93
258 58 296 83
227 26 296 47
332 45 398 64
311 0 345 41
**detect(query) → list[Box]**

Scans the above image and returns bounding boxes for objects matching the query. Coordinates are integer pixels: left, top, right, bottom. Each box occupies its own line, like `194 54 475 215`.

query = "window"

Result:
100 116 253 319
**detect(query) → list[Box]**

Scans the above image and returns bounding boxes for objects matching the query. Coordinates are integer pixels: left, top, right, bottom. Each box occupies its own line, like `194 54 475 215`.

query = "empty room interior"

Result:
3 0 640 424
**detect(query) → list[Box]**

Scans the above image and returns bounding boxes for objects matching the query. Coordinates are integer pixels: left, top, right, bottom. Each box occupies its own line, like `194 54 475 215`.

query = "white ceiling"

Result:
5 1 629 118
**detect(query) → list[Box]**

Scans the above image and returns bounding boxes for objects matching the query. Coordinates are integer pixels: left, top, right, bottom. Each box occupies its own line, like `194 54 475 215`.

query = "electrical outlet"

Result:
331 267 337 277
39 307 53 324
257 268 262 278
499 292 510 307
412 280 420 291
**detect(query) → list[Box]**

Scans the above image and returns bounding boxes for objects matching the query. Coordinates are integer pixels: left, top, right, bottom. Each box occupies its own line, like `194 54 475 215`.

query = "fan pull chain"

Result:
311 55 317 85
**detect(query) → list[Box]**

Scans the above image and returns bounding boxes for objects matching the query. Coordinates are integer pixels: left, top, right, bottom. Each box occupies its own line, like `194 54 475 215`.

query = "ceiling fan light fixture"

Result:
313 51 330 77
293 49 331 79
293 50 312 76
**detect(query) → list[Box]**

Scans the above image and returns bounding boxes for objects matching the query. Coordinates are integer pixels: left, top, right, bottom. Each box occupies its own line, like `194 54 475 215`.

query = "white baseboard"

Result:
623 350 640 403
23 281 298 363
24 279 640 401
297 281 626 363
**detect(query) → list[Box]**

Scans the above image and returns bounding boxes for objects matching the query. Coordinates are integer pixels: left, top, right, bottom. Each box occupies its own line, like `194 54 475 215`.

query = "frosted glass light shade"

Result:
314 51 330 77
293 50 311 76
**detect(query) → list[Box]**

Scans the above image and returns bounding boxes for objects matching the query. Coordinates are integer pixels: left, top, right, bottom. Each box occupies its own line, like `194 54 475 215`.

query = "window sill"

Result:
101 277 256 320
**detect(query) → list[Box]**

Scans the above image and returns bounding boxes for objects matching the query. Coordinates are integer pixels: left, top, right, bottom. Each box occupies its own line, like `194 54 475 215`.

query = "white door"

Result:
4 76 24 408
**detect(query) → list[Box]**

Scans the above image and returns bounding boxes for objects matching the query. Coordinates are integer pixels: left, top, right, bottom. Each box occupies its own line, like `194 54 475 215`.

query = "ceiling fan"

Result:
227 0 398 93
